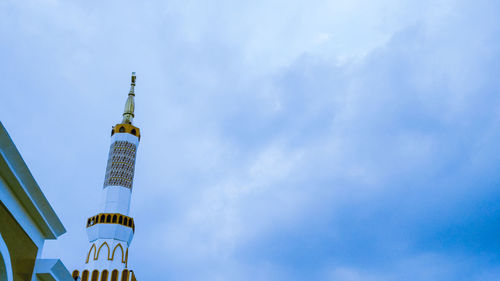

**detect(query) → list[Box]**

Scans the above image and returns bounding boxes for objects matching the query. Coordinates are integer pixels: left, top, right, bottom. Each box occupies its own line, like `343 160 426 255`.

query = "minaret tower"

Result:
73 73 141 281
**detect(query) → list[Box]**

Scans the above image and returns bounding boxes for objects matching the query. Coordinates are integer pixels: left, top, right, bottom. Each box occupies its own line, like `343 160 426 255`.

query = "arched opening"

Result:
123 217 128 226
119 126 125 133
0 253 6 281
127 220 132 227
111 244 124 262
0 248 12 281
121 270 129 281
87 218 91 227
118 216 123 224
112 215 117 223
97 242 110 260
131 129 136 136
111 129 115 136
106 215 111 223
91 270 99 281
82 270 89 281
101 270 109 281
86 244 96 263
111 270 119 281
100 215 105 223
72 270 80 280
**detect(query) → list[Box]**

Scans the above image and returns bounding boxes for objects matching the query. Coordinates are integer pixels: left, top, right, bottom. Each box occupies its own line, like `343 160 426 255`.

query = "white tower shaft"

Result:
73 73 140 281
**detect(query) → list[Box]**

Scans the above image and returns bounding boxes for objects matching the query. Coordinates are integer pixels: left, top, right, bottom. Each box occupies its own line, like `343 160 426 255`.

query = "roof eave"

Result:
0 122 66 239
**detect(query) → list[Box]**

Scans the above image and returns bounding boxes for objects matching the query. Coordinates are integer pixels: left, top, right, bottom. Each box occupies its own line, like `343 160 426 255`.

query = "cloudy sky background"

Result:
2 0 500 280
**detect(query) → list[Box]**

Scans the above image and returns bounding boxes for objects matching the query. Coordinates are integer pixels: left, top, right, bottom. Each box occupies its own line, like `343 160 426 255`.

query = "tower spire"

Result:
122 72 136 124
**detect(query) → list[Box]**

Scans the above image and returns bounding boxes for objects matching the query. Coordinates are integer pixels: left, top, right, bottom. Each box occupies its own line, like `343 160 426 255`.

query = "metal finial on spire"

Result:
130 72 136 94
122 72 136 124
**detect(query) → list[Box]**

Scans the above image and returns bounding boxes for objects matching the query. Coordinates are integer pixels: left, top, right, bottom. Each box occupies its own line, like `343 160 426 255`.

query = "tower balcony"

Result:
86 213 135 245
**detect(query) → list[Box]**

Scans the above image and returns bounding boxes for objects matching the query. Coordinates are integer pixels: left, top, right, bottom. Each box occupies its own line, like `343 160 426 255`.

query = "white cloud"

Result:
4 0 500 280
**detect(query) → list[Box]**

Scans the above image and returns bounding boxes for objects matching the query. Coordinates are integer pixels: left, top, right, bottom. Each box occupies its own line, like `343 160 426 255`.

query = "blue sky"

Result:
1 0 500 280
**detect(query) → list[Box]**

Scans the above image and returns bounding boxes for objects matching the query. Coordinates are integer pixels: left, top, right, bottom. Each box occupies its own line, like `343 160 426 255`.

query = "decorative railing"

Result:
86 213 135 232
